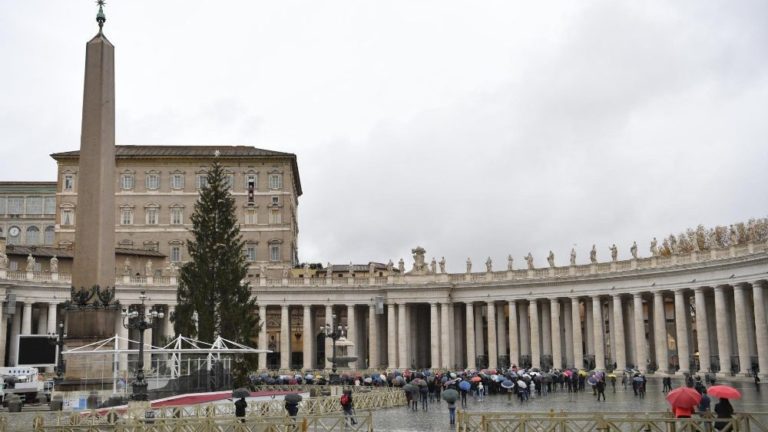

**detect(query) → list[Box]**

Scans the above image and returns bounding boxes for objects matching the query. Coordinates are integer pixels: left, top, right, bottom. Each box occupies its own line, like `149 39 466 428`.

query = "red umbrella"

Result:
470 376 482 383
666 387 702 409
707 385 741 400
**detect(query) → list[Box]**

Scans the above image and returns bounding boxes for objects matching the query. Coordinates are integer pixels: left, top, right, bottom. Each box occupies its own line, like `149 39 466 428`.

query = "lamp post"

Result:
47 321 66 380
121 291 163 401
322 313 347 376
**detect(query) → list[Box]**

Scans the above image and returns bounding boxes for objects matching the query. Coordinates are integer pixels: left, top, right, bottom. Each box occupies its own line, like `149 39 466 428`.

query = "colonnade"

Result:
257 280 768 377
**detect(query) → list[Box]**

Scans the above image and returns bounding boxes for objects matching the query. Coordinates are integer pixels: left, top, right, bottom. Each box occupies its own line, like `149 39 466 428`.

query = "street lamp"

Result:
47 321 66 379
121 291 163 401
322 313 347 376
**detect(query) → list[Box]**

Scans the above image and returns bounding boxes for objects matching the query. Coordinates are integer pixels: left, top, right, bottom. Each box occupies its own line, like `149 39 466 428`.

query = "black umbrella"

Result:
442 389 459 403
232 388 250 398
284 393 303 403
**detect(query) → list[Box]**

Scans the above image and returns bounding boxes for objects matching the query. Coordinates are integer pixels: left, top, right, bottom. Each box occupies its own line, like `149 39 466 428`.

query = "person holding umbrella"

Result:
708 385 740 431
442 388 459 425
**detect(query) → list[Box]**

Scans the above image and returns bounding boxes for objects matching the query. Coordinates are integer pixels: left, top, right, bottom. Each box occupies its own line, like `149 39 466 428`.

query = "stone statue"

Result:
349 261 355 276
669 234 678 254
650 238 658 257
169 262 179 276
439 256 446 273
589 245 597 264
525 253 534 270
123 257 131 276
507 255 514 271
305 262 311 276
50 255 59 273
630 241 638 259
485 257 493 273
386 260 393 274
409 246 429 274
466 258 472 274
0 251 7 270
610 244 618 262
547 251 555 268
662 238 671 255
326 262 333 278
398 258 405 274
430 257 437 274
26 254 36 272
282 267 290 278
570 248 576 266
729 225 739 245
145 259 153 277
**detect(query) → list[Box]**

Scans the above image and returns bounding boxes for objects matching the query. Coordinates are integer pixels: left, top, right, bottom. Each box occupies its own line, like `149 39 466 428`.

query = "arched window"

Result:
26 226 40 245
44 226 55 245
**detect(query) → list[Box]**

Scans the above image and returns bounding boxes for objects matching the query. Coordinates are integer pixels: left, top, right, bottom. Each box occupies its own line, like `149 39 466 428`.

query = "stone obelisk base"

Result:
57 309 119 391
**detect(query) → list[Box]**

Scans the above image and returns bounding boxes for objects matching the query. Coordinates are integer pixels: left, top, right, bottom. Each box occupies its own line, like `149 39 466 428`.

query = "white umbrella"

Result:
516 380 528 389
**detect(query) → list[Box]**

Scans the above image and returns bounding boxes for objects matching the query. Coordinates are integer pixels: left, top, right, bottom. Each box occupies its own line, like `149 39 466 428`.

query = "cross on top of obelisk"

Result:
96 0 107 31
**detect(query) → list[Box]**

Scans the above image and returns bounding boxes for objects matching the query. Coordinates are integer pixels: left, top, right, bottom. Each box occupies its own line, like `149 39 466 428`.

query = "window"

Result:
245 174 258 189
63 174 74 191
270 244 281 262
197 175 208 190
26 226 40 245
245 208 257 225
144 241 159 252
268 174 282 190
8 197 23 215
44 226 55 245
7 226 21 245
269 209 281 224
271 196 280 206
61 209 74 226
9 261 18 271
245 245 257 262
170 246 181 262
145 207 158 225
121 208 134 225
170 173 184 189
0 197 6 215
171 207 184 225
224 174 235 190
146 173 160 190
120 174 135 190
26 197 42 215
44 197 56 214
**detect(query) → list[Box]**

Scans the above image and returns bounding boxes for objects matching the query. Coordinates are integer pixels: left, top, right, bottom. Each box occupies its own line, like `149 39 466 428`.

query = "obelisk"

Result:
69 1 117 339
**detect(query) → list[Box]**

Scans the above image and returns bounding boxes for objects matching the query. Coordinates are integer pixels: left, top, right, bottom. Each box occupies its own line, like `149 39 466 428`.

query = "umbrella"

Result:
587 377 597 386
563 370 573 377
470 376 482 383
403 383 418 393
707 385 741 400
578 370 588 377
442 389 459 403
607 373 616 378
501 380 514 389
413 378 427 387
516 380 528 389
364 377 372 384
666 387 702 409
441 376 449 384
450 372 457 379
633 376 644 383
459 381 471 391
394 376 405 386
232 388 250 398
284 393 302 403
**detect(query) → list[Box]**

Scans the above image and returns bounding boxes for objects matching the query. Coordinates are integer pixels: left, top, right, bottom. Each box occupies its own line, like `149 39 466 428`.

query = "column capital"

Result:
653 291 664 298
693 286 706 293
632 292 643 299
611 293 623 299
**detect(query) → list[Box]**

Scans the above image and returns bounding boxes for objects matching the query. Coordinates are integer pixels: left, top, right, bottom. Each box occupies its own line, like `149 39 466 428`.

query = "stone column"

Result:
0 305 5 366
733 284 751 375
165 306 175 339
713 286 732 375
529 299 540 369
612 295 626 371
633 293 647 373
280 305 290 370
441 303 452 368
571 297 583 369
303 305 313 370
465 302 476 369
258 305 267 370
37 307 48 336
143 325 153 372
9 305 20 366
564 301 574 368
325 305 334 370
368 304 379 369
21 302 32 335
752 281 768 379
694 287 711 372
653 292 669 373
430 303 440 368
346 305 357 369
550 299 562 370
592 296 605 371
47 303 58 335
541 302 551 359
674 290 690 374
398 303 408 368
474 305 485 359
585 298 594 357
508 301 519 367
496 304 507 364
487 301 497 369
387 304 397 368
519 302 530 359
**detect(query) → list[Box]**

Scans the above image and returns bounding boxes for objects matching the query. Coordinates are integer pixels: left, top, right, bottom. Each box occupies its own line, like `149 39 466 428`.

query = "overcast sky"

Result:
1 1 766 271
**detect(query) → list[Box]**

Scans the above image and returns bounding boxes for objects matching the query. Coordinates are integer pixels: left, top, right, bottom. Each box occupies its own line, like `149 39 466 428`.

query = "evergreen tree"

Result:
173 159 259 385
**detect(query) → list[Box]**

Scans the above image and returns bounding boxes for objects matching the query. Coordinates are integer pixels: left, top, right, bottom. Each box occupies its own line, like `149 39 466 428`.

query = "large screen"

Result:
17 335 56 366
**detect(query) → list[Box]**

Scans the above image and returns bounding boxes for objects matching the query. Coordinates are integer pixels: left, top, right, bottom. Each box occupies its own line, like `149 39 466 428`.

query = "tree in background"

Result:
173 158 259 386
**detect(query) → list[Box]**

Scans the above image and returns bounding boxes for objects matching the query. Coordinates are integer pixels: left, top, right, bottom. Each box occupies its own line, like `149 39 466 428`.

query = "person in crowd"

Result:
713 398 734 431
234 397 247 422
595 378 606 401
340 389 356 425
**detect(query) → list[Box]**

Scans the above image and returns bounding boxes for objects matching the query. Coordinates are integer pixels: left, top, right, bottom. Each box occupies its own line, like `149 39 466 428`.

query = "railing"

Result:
457 411 768 432
32 412 374 432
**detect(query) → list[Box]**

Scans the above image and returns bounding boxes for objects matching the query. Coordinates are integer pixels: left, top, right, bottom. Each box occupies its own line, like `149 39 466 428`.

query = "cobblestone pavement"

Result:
370 380 768 431
1 380 765 431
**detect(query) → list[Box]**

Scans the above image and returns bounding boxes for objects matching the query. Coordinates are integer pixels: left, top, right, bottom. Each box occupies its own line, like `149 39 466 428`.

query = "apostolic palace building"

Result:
0 4 766 383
